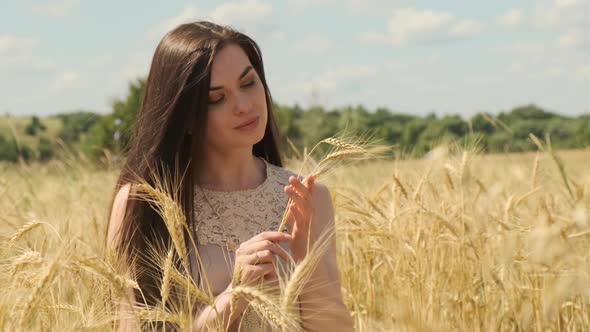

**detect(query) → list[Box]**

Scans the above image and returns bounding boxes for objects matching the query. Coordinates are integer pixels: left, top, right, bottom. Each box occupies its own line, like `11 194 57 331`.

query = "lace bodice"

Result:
189 159 298 331
192 158 295 251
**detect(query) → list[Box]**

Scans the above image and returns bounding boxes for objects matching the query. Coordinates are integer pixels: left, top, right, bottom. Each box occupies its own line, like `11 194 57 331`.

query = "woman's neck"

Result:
197 147 265 191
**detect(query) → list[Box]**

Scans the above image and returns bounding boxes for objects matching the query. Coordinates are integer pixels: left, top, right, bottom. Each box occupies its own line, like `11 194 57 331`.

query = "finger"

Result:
247 250 279 266
288 176 312 201
306 175 315 193
244 241 290 262
285 186 311 213
243 231 292 246
285 201 296 232
245 263 275 280
260 263 278 280
289 204 308 231
264 271 278 281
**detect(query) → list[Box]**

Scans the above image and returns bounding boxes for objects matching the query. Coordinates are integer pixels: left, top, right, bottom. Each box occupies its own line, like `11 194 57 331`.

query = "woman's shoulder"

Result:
265 161 297 186
107 183 132 248
265 161 332 199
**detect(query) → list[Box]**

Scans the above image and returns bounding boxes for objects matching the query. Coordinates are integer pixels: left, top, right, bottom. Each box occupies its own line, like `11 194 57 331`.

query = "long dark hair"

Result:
105 21 282 306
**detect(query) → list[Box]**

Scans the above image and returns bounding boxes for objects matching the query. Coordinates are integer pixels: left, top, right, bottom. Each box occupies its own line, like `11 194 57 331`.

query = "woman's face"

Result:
204 43 268 153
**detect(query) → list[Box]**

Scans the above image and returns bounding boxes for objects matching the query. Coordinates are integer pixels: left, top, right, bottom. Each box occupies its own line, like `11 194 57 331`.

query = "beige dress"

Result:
187 159 353 331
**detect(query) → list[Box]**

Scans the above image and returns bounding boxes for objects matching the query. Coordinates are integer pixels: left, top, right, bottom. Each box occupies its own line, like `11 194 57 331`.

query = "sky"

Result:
1 0 589 117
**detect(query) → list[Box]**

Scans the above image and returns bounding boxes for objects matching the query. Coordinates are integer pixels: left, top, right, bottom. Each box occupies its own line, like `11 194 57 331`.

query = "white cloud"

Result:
85 54 114 68
558 29 583 48
388 8 453 46
282 64 382 107
497 8 524 28
358 31 389 45
146 0 275 42
533 0 590 28
0 34 35 57
577 65 590 80
269 30 287 42
344 0 396 14
360 7 483 47
286 0 325 14
146 5 201 41
0 34 54 73
291 34 334 55
31 0 79 18
209 0 272 28
287 0 395 15
449 19 483 38
489 34 589 87
50 70 80 91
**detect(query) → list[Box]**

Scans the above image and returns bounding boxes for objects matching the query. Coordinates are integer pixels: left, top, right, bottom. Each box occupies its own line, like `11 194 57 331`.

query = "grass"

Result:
1 143 589 331
0 115 62 149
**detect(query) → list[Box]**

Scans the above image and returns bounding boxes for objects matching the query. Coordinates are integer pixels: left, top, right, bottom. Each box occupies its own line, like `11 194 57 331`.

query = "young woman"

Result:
106 21 353 331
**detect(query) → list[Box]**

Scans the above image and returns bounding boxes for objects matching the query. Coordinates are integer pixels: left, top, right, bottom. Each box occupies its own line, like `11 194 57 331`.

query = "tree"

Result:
25 116 46 136
0 134 33 162
0 134 18 161
57 111 102 144
83 78 145 158
38 137 54 161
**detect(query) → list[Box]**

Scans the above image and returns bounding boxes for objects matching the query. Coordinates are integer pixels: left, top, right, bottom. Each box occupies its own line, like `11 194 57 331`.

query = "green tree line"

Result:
1 78 589 162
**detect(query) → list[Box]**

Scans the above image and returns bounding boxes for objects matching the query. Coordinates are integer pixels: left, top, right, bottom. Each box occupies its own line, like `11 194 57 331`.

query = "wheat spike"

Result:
134 182 190 274
75 256 140 297
230 264 243 315
160 247 174 308
168 268 213 306
232 286 302 332
320 137 363 150
392 175 409 200
8 221 43 247
282 229 334 317
10 250 43 276
134 308 182 326
20 258 60 325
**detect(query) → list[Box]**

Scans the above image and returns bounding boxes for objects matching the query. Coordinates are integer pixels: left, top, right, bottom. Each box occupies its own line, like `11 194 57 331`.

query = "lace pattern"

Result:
192 159 295 251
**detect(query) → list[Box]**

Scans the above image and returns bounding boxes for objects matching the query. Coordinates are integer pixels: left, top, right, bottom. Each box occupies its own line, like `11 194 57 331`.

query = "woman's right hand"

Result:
233 231 292 286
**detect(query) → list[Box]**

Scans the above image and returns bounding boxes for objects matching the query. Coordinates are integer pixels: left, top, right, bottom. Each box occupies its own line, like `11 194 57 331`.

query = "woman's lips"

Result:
234 116 260 131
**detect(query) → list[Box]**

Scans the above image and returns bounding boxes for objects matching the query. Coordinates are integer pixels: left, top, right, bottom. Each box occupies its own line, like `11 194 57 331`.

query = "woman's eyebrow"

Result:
209 65 253 91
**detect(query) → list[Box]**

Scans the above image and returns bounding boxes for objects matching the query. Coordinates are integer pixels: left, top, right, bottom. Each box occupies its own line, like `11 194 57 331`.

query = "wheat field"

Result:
1 145 589 331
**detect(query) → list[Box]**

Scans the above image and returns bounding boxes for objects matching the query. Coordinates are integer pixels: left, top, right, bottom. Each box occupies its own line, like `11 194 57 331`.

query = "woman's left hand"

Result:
284 175 315 263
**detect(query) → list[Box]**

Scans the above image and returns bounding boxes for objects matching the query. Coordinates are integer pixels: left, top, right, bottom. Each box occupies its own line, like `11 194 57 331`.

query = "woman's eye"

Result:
243 80 256 88
208 96 224 105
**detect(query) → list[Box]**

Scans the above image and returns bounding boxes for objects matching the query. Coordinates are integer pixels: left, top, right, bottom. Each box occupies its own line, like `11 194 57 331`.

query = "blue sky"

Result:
1 0 589 117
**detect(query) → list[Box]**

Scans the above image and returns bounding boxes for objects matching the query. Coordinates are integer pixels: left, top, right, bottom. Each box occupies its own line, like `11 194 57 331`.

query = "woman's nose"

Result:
233 91 253 115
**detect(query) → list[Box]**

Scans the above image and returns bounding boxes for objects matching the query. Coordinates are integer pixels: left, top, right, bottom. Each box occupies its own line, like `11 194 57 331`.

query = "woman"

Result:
106 21 353 331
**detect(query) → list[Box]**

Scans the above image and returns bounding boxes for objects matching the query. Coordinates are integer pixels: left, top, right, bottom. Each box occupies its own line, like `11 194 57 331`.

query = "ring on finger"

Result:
254 251 261 265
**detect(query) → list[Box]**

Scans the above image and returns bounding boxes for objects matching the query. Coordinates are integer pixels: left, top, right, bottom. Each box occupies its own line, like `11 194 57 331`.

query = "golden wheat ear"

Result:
130 160 193 276
230 285 303 332
281 226 335 314
278 133 388 233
